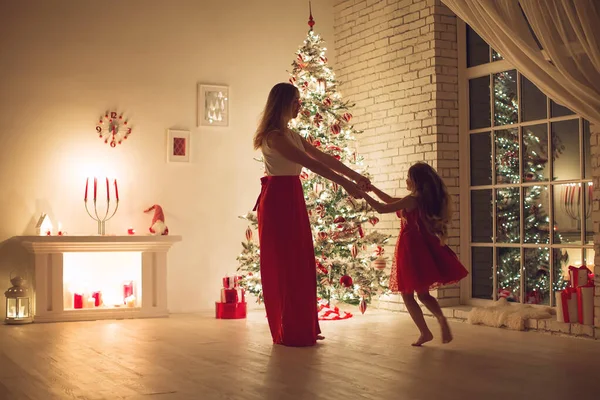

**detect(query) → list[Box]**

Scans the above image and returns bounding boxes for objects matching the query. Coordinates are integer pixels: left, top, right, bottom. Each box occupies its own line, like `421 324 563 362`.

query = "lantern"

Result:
5 274 33 324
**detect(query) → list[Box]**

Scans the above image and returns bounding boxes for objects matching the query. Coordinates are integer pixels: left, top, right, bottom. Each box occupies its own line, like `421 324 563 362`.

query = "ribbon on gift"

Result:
568 265 593 287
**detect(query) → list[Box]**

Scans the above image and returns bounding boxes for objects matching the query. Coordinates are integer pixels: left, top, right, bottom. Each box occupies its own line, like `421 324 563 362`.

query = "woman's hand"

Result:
355 175 372 191
343 181 364 199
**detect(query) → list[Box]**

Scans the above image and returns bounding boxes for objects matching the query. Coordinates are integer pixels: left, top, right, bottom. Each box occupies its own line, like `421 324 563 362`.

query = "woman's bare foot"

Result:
439 317 453 344
411 331 433 346
316 334 325 341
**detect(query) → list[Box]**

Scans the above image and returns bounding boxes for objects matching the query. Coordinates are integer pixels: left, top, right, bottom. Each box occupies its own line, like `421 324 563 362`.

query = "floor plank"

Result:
0 309 598 399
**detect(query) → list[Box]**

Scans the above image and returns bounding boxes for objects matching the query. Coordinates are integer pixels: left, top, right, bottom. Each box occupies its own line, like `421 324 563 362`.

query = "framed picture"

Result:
198 84 228 127
166 129 191 163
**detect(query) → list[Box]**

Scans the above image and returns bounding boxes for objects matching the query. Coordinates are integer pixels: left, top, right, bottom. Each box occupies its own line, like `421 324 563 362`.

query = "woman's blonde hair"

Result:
253 83 299 150
407 162 452 244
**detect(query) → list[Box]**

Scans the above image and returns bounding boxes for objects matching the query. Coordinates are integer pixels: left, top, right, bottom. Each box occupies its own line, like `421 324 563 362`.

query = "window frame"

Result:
458 20 593 307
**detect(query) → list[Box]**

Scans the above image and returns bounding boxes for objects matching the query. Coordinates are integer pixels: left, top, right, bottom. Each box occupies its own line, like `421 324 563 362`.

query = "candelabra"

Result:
85 198 119 235
560 183 592 230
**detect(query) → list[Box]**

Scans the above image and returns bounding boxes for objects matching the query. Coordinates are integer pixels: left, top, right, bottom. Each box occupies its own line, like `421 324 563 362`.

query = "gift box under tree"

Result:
215 275 246 319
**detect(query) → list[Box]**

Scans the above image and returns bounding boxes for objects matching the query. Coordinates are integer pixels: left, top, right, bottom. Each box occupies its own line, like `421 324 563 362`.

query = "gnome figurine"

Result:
144 205 169 235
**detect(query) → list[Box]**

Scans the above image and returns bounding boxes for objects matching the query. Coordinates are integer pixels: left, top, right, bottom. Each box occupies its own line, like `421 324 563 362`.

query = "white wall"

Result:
0 0 334 314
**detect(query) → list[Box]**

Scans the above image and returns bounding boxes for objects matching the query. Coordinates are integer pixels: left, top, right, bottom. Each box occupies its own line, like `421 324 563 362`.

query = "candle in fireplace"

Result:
74 293 83 309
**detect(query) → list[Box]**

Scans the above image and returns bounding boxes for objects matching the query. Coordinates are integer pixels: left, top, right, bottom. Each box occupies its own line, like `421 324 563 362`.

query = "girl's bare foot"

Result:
316 334 325 340
411 331 433 346
439 317 453 344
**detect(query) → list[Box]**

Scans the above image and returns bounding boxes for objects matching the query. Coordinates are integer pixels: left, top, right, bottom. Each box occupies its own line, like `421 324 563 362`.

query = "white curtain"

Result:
442 0 600 125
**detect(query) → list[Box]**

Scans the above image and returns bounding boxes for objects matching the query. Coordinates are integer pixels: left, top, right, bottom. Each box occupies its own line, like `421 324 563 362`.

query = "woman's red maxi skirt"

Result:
255 175 321 347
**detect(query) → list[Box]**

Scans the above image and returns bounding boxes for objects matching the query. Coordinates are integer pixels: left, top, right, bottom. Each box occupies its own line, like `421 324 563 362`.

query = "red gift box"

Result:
577 285 594 325
556 287 578 323
568 265 593 288
215 302 247 319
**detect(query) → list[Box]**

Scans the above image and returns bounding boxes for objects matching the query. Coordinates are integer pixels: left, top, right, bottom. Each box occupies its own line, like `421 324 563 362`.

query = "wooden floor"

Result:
0 308 598 400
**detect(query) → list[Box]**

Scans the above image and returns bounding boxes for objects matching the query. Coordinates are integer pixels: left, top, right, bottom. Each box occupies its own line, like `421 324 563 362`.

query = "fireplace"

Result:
20 235 181 323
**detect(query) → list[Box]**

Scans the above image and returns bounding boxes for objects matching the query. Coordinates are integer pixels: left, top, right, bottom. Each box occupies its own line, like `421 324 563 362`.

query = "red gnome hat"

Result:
144 205 169 235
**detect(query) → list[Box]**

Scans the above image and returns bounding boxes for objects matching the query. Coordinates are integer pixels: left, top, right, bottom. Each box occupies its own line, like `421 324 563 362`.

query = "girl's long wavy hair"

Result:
408 162 452 244
253 83 299 150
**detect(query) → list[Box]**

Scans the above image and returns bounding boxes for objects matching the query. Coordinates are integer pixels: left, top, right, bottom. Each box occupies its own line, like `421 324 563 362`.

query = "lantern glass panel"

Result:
17 298 30 318
6 298 17 318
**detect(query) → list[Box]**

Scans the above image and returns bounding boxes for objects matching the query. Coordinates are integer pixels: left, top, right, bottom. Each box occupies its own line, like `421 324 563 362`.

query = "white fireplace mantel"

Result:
18 235 182 323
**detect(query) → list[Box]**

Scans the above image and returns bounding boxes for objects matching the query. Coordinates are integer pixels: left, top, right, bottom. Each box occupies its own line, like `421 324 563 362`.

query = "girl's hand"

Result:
343 181 364 199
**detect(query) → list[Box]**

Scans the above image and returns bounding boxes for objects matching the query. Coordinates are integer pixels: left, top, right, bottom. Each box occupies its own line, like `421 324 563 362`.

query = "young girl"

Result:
361 162 468 346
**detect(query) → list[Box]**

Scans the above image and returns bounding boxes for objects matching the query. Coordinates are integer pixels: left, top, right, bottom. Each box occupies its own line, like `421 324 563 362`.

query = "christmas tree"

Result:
493 71 568 304
236 12 390 311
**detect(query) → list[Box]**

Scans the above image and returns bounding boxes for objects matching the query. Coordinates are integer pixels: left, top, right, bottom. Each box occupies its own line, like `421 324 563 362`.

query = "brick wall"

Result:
333 0 460 307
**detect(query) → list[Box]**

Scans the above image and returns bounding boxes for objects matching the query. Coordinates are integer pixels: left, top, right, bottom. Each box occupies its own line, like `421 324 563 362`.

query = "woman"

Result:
253 82 370 347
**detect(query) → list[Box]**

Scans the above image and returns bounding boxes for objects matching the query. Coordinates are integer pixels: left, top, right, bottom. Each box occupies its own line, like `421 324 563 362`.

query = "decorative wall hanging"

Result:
198 84 228 127
96 111 132 147
167 129 190 163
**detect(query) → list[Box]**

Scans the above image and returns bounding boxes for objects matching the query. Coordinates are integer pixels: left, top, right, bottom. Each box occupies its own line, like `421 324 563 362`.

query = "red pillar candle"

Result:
106 178 110 201
114 179 119 201
74 293 83 309
84 178 89 201
93 177 97 200
123 281 134 301
92 291 102 307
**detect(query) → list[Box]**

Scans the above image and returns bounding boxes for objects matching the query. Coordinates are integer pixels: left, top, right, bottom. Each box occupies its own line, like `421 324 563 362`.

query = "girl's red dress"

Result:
389 208 468 293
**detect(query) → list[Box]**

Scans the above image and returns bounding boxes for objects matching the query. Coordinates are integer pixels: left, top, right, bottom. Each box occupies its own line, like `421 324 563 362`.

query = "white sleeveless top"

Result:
261 130 305 176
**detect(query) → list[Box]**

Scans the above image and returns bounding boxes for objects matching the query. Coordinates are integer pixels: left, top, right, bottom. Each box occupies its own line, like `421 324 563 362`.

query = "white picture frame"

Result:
198 84 229 127
166 129 191 163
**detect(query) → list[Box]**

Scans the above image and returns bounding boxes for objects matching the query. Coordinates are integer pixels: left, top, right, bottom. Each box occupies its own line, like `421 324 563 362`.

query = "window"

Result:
461 25 593 306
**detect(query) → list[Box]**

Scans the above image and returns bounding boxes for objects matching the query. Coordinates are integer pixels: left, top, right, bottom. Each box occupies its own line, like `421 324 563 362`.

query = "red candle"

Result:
92 291 102 307
84 178 89 201
74 293 83 309
93 177 97 200
123 281 134 301
106 177 110 201
114 179 119 201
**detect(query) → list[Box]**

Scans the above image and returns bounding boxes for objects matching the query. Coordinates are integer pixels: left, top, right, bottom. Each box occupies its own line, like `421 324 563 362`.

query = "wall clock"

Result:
96 111 132 147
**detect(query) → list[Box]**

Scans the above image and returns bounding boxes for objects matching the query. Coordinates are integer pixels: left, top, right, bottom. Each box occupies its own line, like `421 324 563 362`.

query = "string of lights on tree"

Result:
236 17 390 308
493 71 568 304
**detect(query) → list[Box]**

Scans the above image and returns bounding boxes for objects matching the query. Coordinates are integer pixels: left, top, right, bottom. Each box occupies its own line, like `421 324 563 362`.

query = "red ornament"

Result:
342 112 352 122
359 298 367 314
372 256 386 270
320 56 328 63
314 113 323 126
300 171 309 180
332 182 339 192
297 54 304 62
245 226 253 242
315 204 326 218
313 140 322 148
334 155 341 161
316 261 328 275
289 76 296 85
375 246 385 256
331 124 341 135
307 134 314 144
369 216 380 226
302 109 311 118
323 98 332 107
350 244 358 258
318 231 328 241
334 216 346 223
340 275 353 288
357 224 364 238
